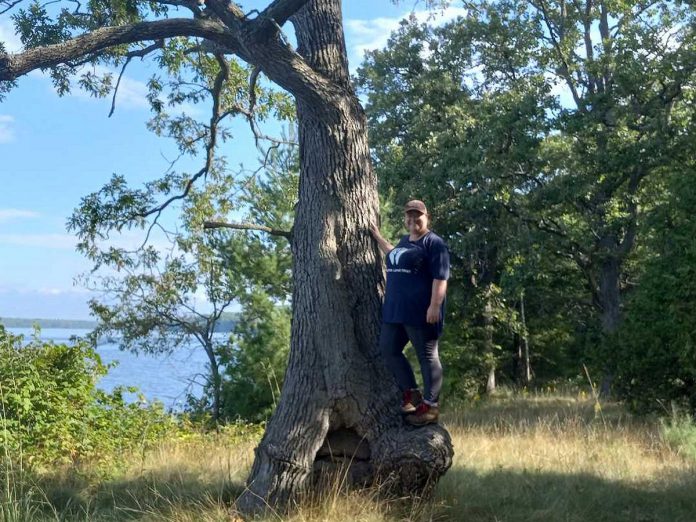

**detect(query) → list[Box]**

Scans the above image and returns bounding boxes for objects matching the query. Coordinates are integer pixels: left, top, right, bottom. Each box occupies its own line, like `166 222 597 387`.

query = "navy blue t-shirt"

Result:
383 231 450 335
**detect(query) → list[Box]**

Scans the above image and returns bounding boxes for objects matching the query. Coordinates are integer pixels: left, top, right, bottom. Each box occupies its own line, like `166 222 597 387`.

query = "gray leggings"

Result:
379 322 443 404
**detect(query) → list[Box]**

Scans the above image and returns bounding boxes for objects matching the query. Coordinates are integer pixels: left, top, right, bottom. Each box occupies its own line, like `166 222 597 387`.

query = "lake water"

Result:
8 327 211 411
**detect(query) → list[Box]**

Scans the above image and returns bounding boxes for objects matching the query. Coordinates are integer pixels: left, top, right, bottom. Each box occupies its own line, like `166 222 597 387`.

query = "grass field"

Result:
5 393 696 521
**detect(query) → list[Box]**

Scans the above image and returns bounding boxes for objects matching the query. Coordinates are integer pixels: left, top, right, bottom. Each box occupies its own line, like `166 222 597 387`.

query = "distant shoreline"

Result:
1 316 238 332
1 317 97 329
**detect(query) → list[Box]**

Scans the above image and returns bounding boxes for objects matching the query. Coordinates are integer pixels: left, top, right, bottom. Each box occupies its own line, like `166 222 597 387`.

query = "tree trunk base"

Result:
371 424 453 497
235 442 314 517
236 422 454 518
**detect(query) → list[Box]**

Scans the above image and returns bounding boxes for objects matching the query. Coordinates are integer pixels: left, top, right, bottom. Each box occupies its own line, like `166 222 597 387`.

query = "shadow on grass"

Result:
25 460 696 521
33 467 246 520
434 466 696 522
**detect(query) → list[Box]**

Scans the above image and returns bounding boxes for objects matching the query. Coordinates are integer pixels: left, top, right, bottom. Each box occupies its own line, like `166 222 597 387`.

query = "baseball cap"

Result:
404 200 427 214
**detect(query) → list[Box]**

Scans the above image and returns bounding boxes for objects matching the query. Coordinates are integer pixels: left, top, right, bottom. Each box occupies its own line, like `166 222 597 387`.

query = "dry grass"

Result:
435 394 696 522
12 393 696 521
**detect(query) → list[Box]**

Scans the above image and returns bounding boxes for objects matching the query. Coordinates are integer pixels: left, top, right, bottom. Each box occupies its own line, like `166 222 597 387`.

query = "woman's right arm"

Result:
370 224 394 255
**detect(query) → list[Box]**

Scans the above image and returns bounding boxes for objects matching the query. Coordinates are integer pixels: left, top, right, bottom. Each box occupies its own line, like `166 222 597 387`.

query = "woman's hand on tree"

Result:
369 223 382 240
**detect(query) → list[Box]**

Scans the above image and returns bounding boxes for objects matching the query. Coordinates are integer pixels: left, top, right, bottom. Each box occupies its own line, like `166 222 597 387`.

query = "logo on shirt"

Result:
388 248 408 266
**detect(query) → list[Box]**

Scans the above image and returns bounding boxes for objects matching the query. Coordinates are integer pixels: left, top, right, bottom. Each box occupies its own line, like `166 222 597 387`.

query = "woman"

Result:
370 199 450 426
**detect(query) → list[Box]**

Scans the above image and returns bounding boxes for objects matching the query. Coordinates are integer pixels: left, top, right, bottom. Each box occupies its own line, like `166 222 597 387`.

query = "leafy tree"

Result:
222 288 291 421
1 0 454 513
359 2 696 393
357 16 553 393
78 145 297 424
615 158 696 414
74 172 243 424
207 145 296 423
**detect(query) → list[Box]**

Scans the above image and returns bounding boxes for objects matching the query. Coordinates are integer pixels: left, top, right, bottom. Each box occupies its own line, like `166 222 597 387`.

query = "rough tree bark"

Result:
483 284 496 394
236 0 453 515
520 291 531 385
0 0 454 516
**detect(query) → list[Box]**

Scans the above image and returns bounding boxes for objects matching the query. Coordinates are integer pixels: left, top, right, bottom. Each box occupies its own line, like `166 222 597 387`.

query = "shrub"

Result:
0 326 176 470
661 413 696 463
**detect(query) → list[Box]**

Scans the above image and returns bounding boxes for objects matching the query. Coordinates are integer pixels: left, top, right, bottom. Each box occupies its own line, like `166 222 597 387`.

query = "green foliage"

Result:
359 2 696 398
615 166 696 414
662 413 696 463
199 146 297 422
0 326 175 470
222 290 291 422
357 11 580 391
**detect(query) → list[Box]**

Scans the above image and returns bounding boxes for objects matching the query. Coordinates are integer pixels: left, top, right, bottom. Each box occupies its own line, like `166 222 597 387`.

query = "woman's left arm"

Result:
426 279 448 324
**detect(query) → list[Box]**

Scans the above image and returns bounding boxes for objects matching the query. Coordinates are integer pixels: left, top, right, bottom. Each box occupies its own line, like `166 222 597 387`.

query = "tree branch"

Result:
532 0 586 111
258 0 310 27
154 0 202 17
203 0 245 29
0 18 237 82
617 167 645 257
109 40 164 117
0 0 23 14
0 8 345 120
581 0 596 95
139 167 208 221
203 220 292 239
217 66 297 149
241 0 311 44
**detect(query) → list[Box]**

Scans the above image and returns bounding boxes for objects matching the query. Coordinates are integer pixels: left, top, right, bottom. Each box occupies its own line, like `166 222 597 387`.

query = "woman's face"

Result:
404 210 428 236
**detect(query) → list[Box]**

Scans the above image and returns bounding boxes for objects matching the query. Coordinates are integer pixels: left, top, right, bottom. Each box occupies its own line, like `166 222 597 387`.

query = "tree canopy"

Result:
358 0 696 401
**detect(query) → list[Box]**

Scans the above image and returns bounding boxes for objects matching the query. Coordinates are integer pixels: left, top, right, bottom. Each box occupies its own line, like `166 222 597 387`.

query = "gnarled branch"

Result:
0 6 348 119
0 18 237 82
258 0 310 27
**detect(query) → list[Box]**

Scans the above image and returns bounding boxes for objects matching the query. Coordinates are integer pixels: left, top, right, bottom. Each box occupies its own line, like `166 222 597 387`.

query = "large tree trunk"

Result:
483 283 496 394
598 256 621 335
515 291 532 386
202 339 222 423
598 254 622 397
236 0 453 515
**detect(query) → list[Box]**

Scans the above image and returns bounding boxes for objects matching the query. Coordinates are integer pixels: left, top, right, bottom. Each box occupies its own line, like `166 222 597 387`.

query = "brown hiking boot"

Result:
400 389 422 414
405 402 439 426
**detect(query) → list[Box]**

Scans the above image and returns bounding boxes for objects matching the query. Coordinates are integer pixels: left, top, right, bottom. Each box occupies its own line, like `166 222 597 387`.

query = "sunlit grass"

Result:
436 394 696 522
6 393 696 521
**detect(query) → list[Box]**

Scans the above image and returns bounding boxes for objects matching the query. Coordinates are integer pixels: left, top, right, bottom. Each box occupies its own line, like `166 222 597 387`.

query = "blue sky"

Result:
0 2 467 320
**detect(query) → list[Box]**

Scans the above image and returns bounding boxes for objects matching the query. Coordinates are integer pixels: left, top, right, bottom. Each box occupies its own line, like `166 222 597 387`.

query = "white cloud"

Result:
0 208 40 223
345 7 469 70
0 20 22 54
107 68 151 111
65 64 151 112
0 287 94 320
0 114 15 144
56 64 203 116
38 287 68 296
25 63 153 113
0 233 77 250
